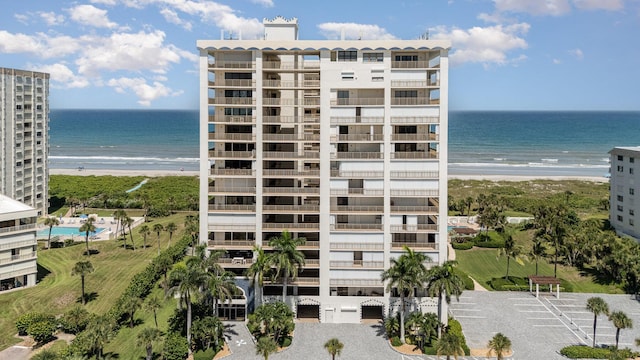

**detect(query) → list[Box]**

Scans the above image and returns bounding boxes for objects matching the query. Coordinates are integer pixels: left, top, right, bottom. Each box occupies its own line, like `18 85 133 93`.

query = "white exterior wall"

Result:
0 195 38 290
609 147 640 240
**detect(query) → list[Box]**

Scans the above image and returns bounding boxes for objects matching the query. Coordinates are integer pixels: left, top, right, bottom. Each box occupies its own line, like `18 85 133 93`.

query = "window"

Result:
630 188 635 195
617 205 623 212
372 76 384 81
337 51 357 62
618 165 624 172
363 52 384 62
617 195 624 202
341 71 355 80
618 155 624 161
394 90 418 98
630 209 635 216
395 54 418 61
631 157 635 163
630 168 634 175
631 219 635 226
337 90 349 99
617 215 623 222
16 104 22 110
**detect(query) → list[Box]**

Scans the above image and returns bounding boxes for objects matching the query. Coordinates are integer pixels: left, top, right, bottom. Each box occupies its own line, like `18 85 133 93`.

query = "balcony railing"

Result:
330 189 384 196
263 134 320 141
209 97 255 105
263 187 320 194
0 253 37 265
208 133 255 141
390 116 439 124
390 80 439 87
331 205 384 212
390 152 438 159
262 80 320 88
330 260 384 268
208 61 255 69
208 223 255 231
210 169 255 176
333 134 384 142
333 152 383 159
390 171 439 178
391 241 438 250
390 205 438 213
262 116 320 124
208 240 255 247
263 151 320 159
263 204 319 212
331 98 384 106
305 259 320 267
217 258 254 266
263 169 320 177
263 98 320 106
391 134 438 141
330 116 384 124
390 224 439 231
208 204 255 211
262 223 319 230
209 79 254 87
208 151 255 159
391 60 430 68
209 115 255 123
329 279 383 286
390 189 439 196
331 170 384 178
0 223 37 235
289 277 320 285
331 224 383 231
262 61 320 70
208 186 256 193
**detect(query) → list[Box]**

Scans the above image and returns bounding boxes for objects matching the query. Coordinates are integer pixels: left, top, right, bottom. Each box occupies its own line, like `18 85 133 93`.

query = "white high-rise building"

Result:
0 67 50 216
0 194 38 291
609 146 640 240
198 17 450 323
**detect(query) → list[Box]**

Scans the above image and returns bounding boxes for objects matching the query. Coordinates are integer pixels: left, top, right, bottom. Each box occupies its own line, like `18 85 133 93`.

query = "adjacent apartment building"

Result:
609 147 640 240
0 194 38 291
198 17 450 323
0 67 50 216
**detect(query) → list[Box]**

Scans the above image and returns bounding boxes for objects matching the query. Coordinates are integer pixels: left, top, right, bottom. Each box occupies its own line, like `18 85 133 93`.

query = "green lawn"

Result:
0 213 191 351
455 247 624 294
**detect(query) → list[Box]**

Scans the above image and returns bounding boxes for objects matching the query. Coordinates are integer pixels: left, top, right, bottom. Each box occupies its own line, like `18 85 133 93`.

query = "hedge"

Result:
473 232 505 248
447 318 470 356
453 269 475 291
451 241 473 250
16 312 56 336
559 345 613 359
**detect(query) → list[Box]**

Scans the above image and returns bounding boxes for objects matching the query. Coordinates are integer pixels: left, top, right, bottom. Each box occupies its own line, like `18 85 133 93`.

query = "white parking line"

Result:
455 315 487 319
451 309 482 312
527 317 558 320
532 324 567 327
519 310 549 313
514 303 545 306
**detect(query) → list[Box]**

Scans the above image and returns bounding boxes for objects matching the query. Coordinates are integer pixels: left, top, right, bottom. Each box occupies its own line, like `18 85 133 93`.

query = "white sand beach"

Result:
449 174 609 183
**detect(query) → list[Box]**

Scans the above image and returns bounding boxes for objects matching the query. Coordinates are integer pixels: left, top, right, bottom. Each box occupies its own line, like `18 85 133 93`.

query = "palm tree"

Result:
72 260 94 305
269 230 305 304
530 238 546 276
255 336 278 360
153 223 164 255
609 311 633 349
246 245 272 306
145 294 162 328
79 217 96 256
43 216 60 250
436 332 464 360
137 327 163 360
487 333 512 360
113 209 127 242
165 222 177 248
425 260 464 337
497 232 527 281
184 215 199 254
138 224 150 249
124 216 135 250
324 338 344 360
206 267 236 317
82 315 116 359
380 246 429 344
122 294 142 328
586 297 609 348
166 262 207 355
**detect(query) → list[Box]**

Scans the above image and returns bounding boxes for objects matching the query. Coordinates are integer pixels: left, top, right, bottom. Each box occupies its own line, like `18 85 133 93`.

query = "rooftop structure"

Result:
198 17 450 323
0 194 38 291
609 146 640 240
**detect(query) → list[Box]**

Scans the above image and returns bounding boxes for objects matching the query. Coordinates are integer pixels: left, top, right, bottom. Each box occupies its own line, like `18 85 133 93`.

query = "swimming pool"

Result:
37 227 105 237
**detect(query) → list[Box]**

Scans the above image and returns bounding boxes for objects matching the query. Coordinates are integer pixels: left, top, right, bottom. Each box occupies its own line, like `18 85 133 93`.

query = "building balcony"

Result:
262 223 320 230
390 80 439 87
208 223 256 231
390 152 438 160
208 204 256 211
330 260 384 269
263 133 320 141
209 79 255 87
263 187 320 194
330 116 385 125
390 116 439 124
329 279 384 287
331 205 384 213
330 189 384 196
263 169 320 177
263 98 320 106
208 186 256 194
208 133 255 141
263 151 320 159
390 205 438 213
208 61 255 69
390 189 439 196
332 134 384 142
208 240 255 248
265 277 319 286
262 61 320 70
262 80 320 88
217 257 254 267
305 259 320 268
262 116 320 124
0 224 37 236
210 169 255 176
391 60 431 69
390 224 438 232
209 115 255 124
390 171 439 179
208 151 255 159
391 97 439 106
331 170 384 178
332 152 383 160
391 241 438 250
391 133 438 141
209 97 255 105
263 204 319 213
330 224 383 231
331 98 385 106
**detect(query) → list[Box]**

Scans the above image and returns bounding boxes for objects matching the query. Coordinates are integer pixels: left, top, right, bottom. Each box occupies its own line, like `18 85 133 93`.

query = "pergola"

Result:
528 276 562 299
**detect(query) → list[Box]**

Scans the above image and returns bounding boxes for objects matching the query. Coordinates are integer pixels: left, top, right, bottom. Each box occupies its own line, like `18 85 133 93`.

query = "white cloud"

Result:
68 4 118 29
0 31 81 58
160 8 193 30
107 77 182 106
31 63 90 88
431 23 529 66
572 0 623 11
39 11 65 26
494 0 572 16
90 0 118 4
251 0 274 7
317 22 396 40
553 58 562 64
14 14 29 25
569 48 584 60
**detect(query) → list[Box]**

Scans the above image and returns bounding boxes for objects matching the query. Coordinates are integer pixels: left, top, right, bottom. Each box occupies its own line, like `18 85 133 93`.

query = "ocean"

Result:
49 110 640 176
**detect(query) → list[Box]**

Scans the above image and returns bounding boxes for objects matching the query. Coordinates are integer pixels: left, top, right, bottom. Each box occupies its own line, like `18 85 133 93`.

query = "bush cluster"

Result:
447 318 470 356
390 336 402 347
453 269 475 291
451 241 473 250
560 345 615 359
473 233 505 248
15 312 57 344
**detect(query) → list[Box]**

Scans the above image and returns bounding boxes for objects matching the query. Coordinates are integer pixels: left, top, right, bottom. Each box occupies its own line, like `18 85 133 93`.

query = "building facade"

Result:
609 147 640 240
0 194 38 291
0 67 50 216
198 17 450 323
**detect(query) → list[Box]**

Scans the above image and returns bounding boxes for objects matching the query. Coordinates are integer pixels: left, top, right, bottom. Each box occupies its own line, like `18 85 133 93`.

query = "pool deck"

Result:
38 216 144 242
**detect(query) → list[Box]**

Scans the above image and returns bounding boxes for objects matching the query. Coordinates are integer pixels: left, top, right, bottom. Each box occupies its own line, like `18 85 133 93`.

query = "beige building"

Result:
609 146 640 240
0 194 38 291
198 17 450 323
0 67 50 216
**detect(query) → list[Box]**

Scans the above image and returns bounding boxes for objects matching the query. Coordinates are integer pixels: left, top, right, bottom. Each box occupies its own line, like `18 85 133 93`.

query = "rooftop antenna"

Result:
420 30 429 40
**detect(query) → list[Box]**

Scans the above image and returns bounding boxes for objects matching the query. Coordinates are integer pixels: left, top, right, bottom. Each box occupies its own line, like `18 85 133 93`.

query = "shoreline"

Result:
50 168 609 182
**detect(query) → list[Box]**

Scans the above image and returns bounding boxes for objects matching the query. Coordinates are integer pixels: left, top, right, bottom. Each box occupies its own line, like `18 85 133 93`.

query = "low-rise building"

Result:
0 194 38 291
609 146 640 240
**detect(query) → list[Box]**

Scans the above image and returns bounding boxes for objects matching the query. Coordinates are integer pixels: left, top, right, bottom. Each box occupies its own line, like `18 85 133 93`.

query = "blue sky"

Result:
1 0 638 110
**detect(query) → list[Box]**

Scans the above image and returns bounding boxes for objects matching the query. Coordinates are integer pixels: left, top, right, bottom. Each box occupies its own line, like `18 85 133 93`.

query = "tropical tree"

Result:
206 268 236 317
497 232 527 281
77 315 117 359
380 246 429 344
184 215 199 254
192 316 224 351
530 238 546 276
406 312 439 349
487 333 512 360
436 332 464 360
165 222 178 248
153 223 164 256
324 338 344 360
255 336 278 360
609 311 633 349
137 327 163 360
122 294 142 328
138 224 151 249
247 301 295 346
124 216 136 250
79 217 96 256
166 262 207 355
72 260 94 305
145 294 162 328
425 260 464 337
269 230 306 303
43 216 60 250
246 245 272 306
586 297 609 348
113 209 128 243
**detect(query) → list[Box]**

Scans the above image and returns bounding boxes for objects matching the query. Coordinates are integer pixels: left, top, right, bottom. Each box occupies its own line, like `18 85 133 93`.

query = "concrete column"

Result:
535 283 539 298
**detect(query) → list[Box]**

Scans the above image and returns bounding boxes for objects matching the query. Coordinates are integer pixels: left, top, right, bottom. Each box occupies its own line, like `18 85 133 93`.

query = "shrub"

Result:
28 319 58 344
473 232 505 248
281 337 292 348
447 318 470 355
453 269 475 291
60 306 90 334
423 346 437 355
390 336 402 347
193 348 216 360
31 349 59 360
16 312 55 336
451 241 473 250
560 345 612 359
163 332 189 360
